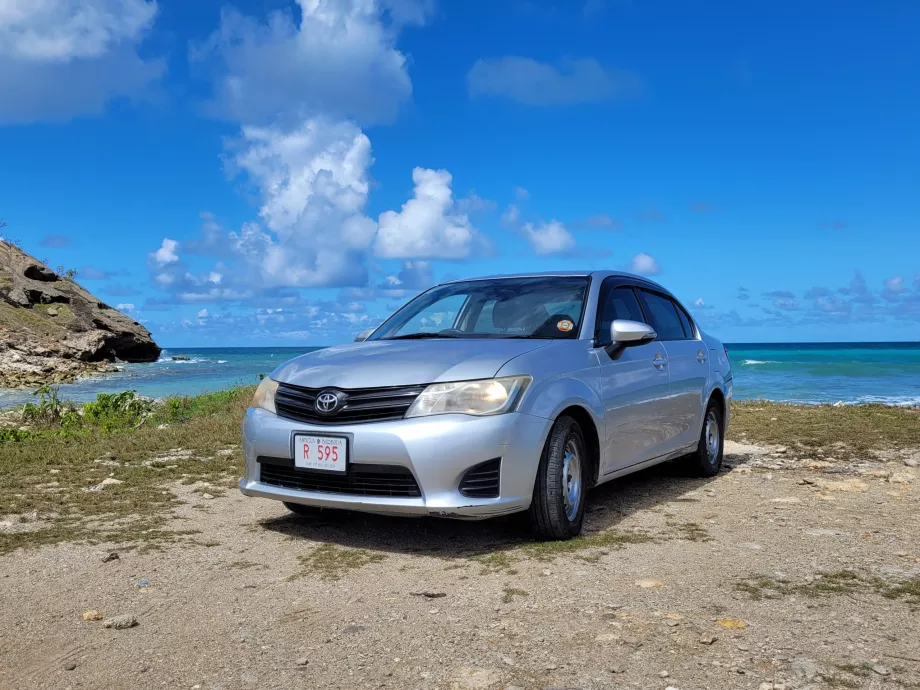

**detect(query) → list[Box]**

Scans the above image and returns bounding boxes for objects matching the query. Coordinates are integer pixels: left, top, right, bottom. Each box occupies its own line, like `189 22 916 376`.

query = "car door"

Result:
636 289 709 452
594 282 674 475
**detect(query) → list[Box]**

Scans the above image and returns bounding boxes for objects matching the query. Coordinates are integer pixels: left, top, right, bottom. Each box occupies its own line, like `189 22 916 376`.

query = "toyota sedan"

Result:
240 271 732 540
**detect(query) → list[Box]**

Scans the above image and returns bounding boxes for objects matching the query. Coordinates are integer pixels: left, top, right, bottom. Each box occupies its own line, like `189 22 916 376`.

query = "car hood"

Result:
270 339 551 389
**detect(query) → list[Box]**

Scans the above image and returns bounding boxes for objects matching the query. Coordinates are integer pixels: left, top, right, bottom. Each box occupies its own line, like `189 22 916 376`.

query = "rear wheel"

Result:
680 400 724 477
283 501 323 517
528 415 587 540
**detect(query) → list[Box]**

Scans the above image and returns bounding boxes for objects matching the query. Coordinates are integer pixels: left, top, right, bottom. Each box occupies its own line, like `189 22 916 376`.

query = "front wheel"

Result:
528 415 587 540
680 400 724 477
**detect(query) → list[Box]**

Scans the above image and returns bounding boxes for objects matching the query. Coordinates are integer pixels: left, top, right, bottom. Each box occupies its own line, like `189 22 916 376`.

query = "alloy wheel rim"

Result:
562 438 582 522
705 411 720 465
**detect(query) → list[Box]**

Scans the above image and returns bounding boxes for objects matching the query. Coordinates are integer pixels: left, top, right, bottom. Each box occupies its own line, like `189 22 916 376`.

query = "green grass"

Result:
501 586 530 603
736 570 920 606
294 543 386 581
665 519 712 542
469 528 654 572
0 386 254 554
728 401 920 459
835 662 873 678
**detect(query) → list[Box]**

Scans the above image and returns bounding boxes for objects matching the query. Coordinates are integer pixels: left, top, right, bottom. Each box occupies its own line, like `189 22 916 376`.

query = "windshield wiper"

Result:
383 332 461 340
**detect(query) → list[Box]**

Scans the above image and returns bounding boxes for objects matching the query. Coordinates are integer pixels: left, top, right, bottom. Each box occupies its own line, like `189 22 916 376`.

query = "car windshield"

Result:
370 276 590 340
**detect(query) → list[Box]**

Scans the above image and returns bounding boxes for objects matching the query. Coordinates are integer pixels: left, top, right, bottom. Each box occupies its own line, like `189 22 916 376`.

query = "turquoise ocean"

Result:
1 342 918 408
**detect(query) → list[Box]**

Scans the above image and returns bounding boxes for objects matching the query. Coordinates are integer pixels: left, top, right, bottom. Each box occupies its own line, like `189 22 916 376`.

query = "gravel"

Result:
2 440 918 689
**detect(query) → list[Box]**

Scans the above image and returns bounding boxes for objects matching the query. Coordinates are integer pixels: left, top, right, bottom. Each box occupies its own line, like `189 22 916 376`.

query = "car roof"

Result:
440 270 664 286
438 270 678 302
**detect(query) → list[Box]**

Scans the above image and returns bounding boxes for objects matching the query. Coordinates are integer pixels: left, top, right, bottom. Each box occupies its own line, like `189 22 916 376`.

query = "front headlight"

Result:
405 376 531 418
251 377 279 414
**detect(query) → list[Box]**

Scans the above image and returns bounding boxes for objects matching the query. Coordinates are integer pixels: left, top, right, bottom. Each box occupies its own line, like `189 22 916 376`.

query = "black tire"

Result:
283 501 323 517
681 400 724 477
528 415 587 541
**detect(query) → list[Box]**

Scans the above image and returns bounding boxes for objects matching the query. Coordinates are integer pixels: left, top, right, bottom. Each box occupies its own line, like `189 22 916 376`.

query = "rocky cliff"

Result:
0 242 161 389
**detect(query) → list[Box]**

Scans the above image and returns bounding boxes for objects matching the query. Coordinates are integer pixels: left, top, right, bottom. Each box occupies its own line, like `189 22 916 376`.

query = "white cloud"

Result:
193 0 426 125
467 57 640 106
0 0 157 61
383 260 432 291
153 238 179 264
197 308 209 319
0 0 163 123
630 252 661 276
884 276 906 294
520 220 575 256
116 303 135 311
455 192 496 215
513 186 529 201
501 203 520 226
227 118 377 287
694 298 705 308
375 167 478 259
150 123 476 298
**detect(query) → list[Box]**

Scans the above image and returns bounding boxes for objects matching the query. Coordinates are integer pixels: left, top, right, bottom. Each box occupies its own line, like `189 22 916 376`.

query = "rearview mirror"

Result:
611 319 656 344
354 328 375 342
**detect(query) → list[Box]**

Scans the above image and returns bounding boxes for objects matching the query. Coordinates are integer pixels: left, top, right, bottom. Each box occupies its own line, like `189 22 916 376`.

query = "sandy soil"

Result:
2 441 919 690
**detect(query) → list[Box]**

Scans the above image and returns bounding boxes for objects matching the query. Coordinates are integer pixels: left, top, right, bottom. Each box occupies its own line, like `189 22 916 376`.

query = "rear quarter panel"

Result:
702 331 732 429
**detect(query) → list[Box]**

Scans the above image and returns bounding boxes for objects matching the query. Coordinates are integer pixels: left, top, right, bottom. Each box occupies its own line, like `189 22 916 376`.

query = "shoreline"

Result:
1 339 919 409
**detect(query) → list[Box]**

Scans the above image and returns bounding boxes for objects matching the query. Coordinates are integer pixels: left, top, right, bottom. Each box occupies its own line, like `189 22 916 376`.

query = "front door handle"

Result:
653 354 668 369
697 349 707 364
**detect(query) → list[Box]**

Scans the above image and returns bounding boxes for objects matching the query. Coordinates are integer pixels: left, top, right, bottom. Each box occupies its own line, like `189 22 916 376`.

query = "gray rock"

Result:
103 614 138 630
0 243 160 390
871 664 890 676
790 658 822 681
64 662 77 671
295 657 309 666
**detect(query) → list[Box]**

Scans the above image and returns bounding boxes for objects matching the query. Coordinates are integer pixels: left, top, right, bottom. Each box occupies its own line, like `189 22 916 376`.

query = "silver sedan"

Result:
240 271 732 540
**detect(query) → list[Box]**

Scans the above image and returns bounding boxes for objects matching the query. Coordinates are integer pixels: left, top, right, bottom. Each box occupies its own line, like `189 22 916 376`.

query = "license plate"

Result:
293 435 347 474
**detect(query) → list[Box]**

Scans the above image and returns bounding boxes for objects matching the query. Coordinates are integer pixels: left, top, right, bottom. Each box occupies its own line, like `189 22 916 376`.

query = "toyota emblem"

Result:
315 391 341 414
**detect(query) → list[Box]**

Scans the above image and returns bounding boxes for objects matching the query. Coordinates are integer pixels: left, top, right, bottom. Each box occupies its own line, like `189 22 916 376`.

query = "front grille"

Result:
274 382 427 425
459 459 501 498
258 458 422 497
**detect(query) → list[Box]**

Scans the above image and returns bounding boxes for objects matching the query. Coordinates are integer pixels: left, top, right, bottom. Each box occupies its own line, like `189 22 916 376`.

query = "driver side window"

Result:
597 285 646 345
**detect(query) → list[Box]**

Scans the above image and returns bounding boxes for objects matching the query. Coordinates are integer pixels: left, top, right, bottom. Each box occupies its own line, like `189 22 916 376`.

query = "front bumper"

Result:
239 408 552 519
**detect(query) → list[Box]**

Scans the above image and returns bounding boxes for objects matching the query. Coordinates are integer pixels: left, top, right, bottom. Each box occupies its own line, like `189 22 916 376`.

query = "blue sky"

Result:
1 0 918 346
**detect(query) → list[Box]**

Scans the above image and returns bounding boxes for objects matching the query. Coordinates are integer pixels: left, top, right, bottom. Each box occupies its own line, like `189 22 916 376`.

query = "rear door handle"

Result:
653 354 668 369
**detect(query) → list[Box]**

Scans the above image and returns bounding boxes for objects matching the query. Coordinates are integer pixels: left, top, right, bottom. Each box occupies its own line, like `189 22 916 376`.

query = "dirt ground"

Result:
2 441 919 690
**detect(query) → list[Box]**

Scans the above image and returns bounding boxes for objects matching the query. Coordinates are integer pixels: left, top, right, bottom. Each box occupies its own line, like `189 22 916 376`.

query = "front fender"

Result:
517 374 605 428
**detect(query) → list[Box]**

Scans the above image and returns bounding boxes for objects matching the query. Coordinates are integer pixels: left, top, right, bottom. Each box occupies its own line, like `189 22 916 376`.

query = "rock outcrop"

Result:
0 242 161 388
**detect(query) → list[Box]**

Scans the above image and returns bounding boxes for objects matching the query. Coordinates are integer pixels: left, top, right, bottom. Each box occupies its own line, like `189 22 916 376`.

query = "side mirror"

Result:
354 328 375 342
611 319 656 345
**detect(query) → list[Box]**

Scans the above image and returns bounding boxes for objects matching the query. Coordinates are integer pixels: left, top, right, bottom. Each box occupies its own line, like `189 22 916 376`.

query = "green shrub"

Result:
21 385 73 426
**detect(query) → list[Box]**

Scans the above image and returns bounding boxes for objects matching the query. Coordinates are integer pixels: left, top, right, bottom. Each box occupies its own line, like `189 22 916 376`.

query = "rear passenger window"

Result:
675 304 695 339
637 290 685 341
597 286 646 344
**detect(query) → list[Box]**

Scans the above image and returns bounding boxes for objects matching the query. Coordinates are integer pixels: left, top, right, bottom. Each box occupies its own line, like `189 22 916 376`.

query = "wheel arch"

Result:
707 386 726 416
556 405 601 489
